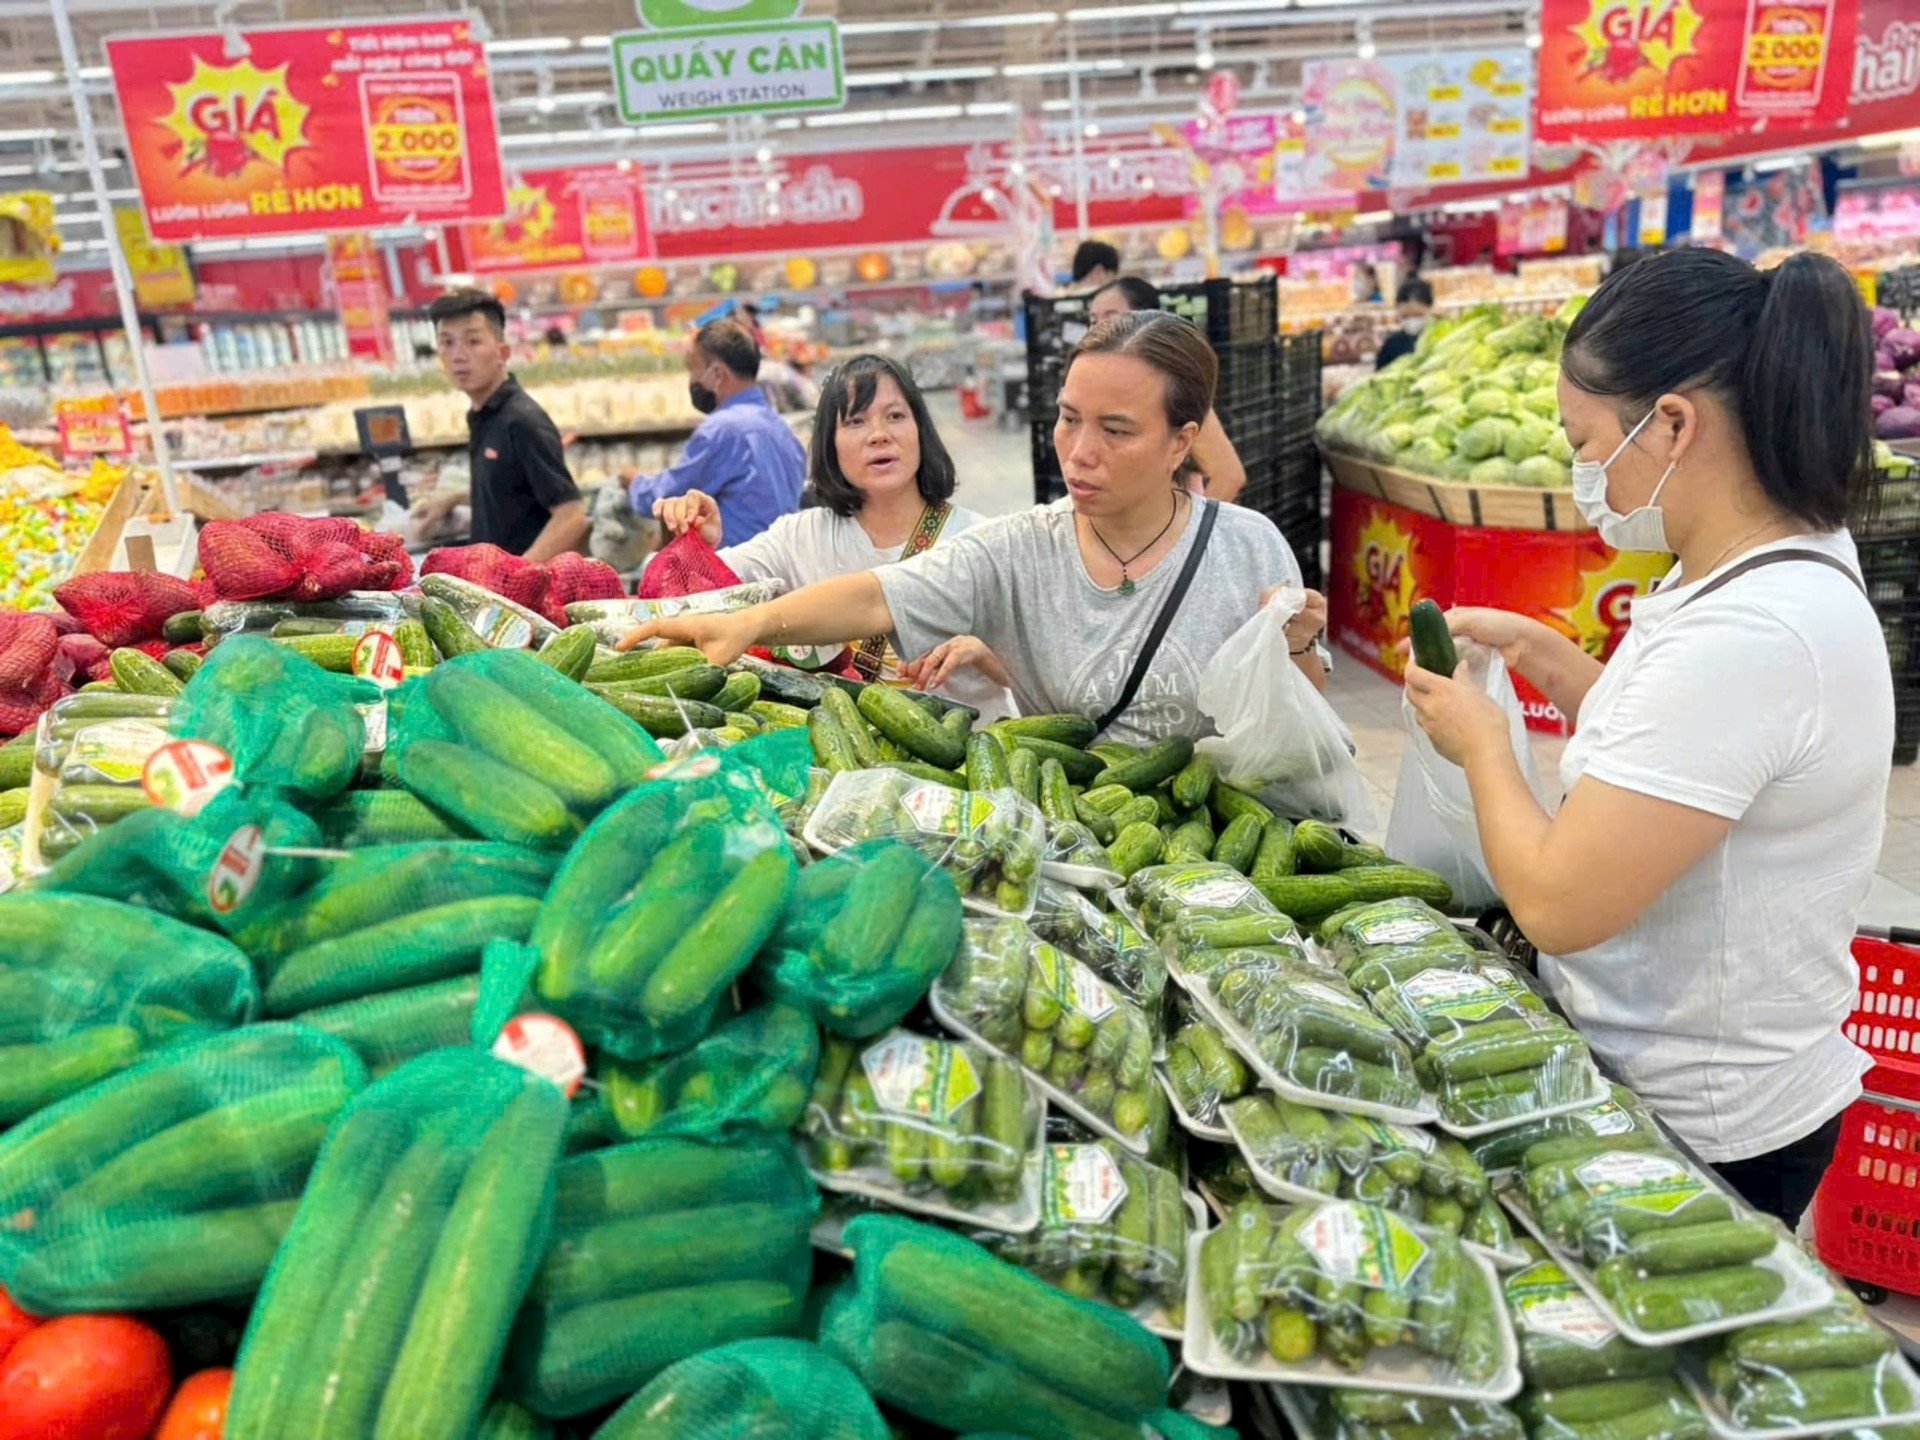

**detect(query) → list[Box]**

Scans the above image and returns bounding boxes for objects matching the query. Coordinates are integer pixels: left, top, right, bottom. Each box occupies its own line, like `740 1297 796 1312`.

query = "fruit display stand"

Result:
1323 448 1674 734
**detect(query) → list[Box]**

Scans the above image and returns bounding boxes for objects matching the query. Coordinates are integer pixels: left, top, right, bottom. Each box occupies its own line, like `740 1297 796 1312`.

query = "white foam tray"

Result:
1159 1065 1233 1143
1680 1351 1920 1440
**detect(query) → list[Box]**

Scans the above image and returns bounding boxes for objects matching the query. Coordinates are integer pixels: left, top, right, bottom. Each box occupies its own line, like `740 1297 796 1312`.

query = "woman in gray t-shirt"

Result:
620 312 1326 744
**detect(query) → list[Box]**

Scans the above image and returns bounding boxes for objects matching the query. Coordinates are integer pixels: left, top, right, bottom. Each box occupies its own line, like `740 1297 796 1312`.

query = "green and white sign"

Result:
636 0 801 27
612 19 845 122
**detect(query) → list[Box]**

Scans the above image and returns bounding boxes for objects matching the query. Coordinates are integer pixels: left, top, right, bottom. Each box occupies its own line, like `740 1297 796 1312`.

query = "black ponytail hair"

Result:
1561 248 1873 530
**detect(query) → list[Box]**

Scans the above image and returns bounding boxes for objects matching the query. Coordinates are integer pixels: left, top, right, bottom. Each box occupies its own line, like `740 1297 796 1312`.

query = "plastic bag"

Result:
507 1136 815 1419
1319 897 1463 960
0 891 259 1124
1413 1010 1595 1131
0 1024 365 1313
1469 1085 1661 1175
1196 1199 1507 1380
818 1211 1171 1440
805 768 1045 918
226 1048 567 1440
21 690 173 863
1288 1386 1524 1440
1164 998 1255 1129
599 1002 820 1143
384 648 665 849
798 1026 1045 1230
566 580 787 647
594 1338 889 1440
419 570 562 648
938 915 1160 1150
1502 1246 1674 1390
1196 589 1372 828
1519 1384 1708 1440
194 592 415 644
758 837 964 1037
1386 648 1544 913
1031 881 1167 1016
1703 1300 1911 1431
173 635 376 800
475 736 799 1062
423 543 554 618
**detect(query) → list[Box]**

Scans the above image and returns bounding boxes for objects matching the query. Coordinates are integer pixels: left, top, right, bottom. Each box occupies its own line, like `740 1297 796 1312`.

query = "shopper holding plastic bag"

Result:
1401 249 1891 1227
618 312 1327 748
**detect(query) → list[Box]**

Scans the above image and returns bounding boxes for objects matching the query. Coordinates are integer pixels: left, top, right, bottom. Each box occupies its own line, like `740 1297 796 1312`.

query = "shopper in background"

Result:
1070 239 1121 290
414 288 589 561
1374 277 1434 370
650 353 1009 706
1090 276 1247 502
1351 260 1384 305
628 319 807 547
622 312 1326 745
1403 248 1889 1226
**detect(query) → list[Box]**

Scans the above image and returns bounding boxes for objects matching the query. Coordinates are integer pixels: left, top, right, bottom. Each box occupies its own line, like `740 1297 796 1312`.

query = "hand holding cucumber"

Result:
1402 645 1514 770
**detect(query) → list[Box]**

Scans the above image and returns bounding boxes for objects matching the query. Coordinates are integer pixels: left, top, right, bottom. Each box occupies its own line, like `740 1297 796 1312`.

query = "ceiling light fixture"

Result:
0 70 56 86
1068 3 1178 18
485 37 572 53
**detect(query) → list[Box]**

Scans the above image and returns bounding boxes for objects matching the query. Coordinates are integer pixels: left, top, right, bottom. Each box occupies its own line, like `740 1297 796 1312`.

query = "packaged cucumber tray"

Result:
1182 1197 1521 1400
1270 1379 1526 1440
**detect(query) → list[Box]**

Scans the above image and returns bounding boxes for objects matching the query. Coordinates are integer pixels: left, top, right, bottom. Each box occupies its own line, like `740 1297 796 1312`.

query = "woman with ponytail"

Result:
1404 249 1891 1224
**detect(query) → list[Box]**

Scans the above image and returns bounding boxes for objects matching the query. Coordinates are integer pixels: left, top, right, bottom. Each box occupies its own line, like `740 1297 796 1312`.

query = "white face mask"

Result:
1571 407 1677 553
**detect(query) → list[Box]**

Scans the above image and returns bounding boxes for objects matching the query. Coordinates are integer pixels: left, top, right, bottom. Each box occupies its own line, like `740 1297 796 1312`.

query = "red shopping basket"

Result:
1843 934 1920 1102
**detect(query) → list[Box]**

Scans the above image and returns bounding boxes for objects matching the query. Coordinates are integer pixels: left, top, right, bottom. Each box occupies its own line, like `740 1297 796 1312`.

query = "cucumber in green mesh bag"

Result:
0 1024 365 1313
35 785 322 934
172 634 379 800
227 1047 568 1440
757 837 964 1038
382 649 667 849
474 734 805 1063
508 1136 817 1419
593 1338 888 1440
0 892 259 1126
600 1001 820 1144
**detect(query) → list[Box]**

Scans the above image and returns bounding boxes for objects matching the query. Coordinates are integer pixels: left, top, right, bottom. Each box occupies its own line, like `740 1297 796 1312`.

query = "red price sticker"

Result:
492 1013 587 1098
142 739 235 816
352 631 406 689
206 824 266 915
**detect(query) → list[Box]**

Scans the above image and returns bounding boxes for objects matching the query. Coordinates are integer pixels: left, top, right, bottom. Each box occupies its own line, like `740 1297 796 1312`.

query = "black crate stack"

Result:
1854 263 1920 764
1022 275 1325 587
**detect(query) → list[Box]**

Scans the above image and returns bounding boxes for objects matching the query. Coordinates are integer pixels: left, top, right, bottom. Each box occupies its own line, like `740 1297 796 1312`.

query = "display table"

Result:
1323 449 1673 733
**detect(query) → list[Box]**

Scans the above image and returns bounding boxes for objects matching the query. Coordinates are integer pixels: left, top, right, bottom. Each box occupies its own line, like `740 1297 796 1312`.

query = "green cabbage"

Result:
1468 456 1519 486
1456 417 1514 462
1514 454 1570 488
1466 389 1513 419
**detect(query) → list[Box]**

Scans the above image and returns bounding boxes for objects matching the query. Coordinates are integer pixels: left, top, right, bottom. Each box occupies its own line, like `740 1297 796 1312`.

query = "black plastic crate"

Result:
1878 265 1920 317
1162 276 1279 347
1854 460 1920 539
1897 686 1920 766
1858 534 1920 607
1882 600 1920 686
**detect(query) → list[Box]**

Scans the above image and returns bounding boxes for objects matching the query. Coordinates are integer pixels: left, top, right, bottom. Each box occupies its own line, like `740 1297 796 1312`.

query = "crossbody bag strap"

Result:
848 503 955 681
1675 547 1869 610
1095 499 1220 735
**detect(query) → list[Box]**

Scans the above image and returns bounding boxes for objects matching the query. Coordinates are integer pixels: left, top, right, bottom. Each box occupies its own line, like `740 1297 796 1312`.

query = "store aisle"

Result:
937 393 1045 521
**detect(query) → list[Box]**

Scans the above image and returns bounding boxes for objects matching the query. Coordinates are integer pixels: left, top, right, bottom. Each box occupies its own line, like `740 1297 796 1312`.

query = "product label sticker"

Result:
1507 1260 1616 1349
206 823 265 914
68 719 169 784
863 1030 981 1123
1297 1201 1430 1294
1068 958 1117 1023
351 630 406 690
897 782 992 839
1167 872 1264 911
357 701 389 754
1572 1151 1708 1216
1354 914 1449 946
769 642 842 670
492 1013 588 1098
141 739 235 815
1400 967 1519 1024
1044 1143 1128 1225
469 603 535 650
1577 1101 1637 1137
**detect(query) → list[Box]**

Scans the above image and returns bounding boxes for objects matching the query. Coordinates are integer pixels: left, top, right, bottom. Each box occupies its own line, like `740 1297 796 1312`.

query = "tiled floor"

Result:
934 393 1920 924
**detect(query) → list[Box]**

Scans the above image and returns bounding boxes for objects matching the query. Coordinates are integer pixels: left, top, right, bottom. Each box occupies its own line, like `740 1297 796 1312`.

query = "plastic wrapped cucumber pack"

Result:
1163 997 1256 1134
1278 1384 1525 1440
227 1048 568 1440
798 1026 1045 1231
1128 862 1294 947
1221 1094 1516 1258
937 915 1162 1150
1031 880 1168 1017
0 1024 363 1313
0 892 259 1125
508 1136 815 1419
1700 1300 1919 1433
819 1211 1173 1440
804 767 1044 917
593 1338 888 1440
599 1001 820 1144
1468 1085 1660 1175
566 583 787 646
1191 1199 1511 1388
758 836 964 1038
475 737 799 1061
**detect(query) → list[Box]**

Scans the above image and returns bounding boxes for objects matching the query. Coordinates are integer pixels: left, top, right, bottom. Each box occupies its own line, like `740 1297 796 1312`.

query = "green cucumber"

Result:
536 625 598 680
995 713 1098 748
1006 735 1104 785
1292 820 1348 872
1093 737 1195 793
1410 598 1460 676
859 683 965 769
638 849 797 1025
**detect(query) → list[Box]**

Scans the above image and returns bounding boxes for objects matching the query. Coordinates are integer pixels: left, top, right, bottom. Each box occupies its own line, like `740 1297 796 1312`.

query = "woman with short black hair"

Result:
1404 249 1891 1224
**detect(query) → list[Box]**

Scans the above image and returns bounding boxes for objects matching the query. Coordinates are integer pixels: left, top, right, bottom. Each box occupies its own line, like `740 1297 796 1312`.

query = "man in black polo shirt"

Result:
413 289 589 560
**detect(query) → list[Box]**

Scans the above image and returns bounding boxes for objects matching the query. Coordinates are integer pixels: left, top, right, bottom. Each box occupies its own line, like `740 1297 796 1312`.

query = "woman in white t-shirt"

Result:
1404 249 1891 1225
647 353 1008 704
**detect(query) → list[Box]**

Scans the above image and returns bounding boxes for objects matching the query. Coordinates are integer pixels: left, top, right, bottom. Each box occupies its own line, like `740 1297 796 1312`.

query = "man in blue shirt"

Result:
630 319 805 545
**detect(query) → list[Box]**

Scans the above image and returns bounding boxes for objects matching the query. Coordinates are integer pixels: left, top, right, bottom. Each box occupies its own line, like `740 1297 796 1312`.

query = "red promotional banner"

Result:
326 234 393 363
458 166 653 273
107 18 506 244
1535 0 1859 143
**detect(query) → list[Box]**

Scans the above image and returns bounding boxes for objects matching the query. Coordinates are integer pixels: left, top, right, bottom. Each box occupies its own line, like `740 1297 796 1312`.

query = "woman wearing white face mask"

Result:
1403 248 1891 1226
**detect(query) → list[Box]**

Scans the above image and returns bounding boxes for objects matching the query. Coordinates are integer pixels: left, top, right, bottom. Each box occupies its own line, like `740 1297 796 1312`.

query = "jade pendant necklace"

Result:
1085 495 1181 597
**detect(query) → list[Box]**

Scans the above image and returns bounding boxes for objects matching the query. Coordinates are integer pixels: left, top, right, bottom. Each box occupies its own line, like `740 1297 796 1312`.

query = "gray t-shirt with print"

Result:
877 497 1305 745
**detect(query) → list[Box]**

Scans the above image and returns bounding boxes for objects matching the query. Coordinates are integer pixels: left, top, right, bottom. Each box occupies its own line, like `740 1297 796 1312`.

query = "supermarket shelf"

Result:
313 420 699 457
176 450 318 471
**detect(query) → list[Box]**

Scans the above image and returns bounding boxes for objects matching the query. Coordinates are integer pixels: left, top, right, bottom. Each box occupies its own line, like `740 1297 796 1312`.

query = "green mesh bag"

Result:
309 788 477 848
594 1338 889 1440
382 649 666 850
0 892 258 1125
35 784 322 934
600 1001 819 1144
226 1047 568 1440
817 1212 1171 1440
173 634 378 800
757 838 963 1038
508 1136 816 1419
0 1023 364 1313
296 974 481 1078
229 839 557 1014
476 736 802 1063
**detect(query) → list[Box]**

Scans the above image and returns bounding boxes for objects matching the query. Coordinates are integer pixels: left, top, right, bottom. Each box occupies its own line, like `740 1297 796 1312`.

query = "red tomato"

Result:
0 1287 37 1367
0 1314 171 1440
153 1368 232 1440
